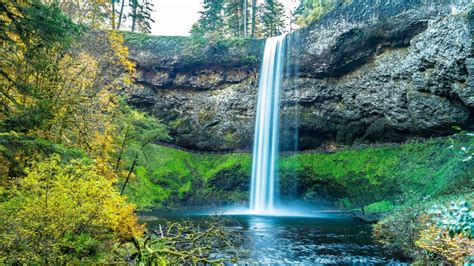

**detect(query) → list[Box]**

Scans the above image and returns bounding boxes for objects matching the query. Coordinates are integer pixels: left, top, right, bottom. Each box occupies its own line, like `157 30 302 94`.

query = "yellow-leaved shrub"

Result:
416 226 474 265
0 155 143 264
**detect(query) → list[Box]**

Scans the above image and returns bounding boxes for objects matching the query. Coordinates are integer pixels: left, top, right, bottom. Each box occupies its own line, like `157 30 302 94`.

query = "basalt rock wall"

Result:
126 1 474 151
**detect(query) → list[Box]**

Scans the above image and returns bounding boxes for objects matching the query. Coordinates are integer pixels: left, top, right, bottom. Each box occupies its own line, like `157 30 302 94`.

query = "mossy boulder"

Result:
207 164 249 192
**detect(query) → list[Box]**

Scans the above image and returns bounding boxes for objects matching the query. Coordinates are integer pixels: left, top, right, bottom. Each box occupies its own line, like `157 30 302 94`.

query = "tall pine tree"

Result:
191 0 225 37
129 0 155 33
225 0 246 37
260 0 286 37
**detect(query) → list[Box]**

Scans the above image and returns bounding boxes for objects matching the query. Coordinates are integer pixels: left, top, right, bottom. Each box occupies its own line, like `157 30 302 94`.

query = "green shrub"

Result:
429 200 473 238
374 194 474 264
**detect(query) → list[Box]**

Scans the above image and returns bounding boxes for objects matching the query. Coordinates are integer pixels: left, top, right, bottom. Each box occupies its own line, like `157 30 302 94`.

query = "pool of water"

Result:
142 213 408 265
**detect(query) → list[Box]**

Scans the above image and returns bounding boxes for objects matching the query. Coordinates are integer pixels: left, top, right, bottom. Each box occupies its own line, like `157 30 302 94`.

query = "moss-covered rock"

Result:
124 134 473 211
207 164 249 192
124 33 264 69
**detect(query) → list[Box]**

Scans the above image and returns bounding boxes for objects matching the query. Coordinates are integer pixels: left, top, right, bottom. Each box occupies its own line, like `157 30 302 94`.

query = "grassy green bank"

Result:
123 133 473 212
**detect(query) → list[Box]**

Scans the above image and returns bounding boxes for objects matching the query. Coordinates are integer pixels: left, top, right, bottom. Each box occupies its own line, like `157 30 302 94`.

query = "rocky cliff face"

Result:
126 1 474 151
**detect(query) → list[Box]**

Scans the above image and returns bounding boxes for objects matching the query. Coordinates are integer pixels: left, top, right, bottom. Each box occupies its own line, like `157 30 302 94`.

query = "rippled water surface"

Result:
144 213 408 265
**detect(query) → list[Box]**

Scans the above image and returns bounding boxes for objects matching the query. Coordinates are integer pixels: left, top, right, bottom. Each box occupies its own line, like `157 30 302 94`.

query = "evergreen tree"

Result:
191 0 225 37
260 0 286 37
251 0 257 37
129 0 155 33
294 0 346 27
225 0 245 37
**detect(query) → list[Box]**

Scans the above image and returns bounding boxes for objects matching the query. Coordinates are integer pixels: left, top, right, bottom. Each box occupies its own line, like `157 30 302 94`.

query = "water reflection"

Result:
244 216 278 261
144 214 408 265
234 215 407 264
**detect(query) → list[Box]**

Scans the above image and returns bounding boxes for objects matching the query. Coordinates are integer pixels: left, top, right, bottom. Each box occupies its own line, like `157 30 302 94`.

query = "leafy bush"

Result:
375 196 474 264
428 201 473 238
416 226 473 265
0 155 143 264
295 0 352 27
373 204 431 261
413 200 474 264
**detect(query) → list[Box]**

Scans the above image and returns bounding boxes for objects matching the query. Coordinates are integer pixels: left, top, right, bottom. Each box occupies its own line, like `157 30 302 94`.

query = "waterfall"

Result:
250 35 286 214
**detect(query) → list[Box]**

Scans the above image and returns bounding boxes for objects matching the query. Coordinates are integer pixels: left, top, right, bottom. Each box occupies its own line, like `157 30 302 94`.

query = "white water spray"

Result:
249 35 286 214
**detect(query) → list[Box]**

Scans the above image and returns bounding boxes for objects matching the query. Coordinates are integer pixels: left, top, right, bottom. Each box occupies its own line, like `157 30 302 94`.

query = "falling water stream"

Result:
249 35 286 215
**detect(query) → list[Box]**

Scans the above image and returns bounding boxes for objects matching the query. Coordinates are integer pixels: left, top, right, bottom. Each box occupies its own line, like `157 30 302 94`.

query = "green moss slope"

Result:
124 134 473 211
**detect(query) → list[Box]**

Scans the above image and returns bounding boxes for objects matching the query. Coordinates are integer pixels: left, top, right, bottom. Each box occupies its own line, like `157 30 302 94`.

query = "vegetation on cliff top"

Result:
293 0 352 27
124 31 264 67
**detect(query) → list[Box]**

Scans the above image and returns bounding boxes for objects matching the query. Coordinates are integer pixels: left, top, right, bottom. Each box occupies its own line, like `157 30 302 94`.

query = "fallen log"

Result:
351 212 379 224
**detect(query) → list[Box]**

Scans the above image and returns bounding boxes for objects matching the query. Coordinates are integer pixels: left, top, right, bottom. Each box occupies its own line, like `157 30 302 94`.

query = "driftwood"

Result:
351 211 379 224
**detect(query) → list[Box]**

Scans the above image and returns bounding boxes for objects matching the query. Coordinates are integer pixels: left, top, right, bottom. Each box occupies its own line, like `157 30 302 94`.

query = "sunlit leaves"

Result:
0 155 143 264
1 1 80 130
417 201 474 265
51 0 111 29
108 30 135 84
293 0 348 27
0 1 168 263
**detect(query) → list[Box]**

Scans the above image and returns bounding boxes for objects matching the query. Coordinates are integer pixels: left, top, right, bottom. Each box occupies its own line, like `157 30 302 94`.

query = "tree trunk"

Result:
120 153 138 195
131 0 138 32
111 0 116 30
243 0 248 38
115 126 131 171
237 7 241 37
120 138 152 195
251 0 257 38
117 0 126 30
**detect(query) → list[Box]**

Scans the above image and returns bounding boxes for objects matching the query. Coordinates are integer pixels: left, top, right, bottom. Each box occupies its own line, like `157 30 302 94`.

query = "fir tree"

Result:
191 0 225 37
260 0 286 37
129 0 155 33
225 0 246 37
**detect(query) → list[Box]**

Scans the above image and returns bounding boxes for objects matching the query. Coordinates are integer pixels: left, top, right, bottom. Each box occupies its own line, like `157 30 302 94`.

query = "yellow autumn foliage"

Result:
0 155 143 264
1 1 136 183
50 0 111 29
108 30 136 84
416 226 474 265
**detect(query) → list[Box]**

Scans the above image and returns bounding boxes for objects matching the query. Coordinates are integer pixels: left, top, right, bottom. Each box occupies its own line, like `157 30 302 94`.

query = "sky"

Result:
151 0 203 36
150 0 300 36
